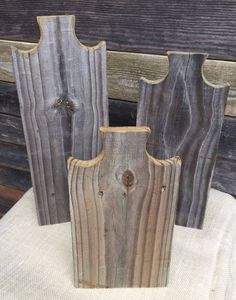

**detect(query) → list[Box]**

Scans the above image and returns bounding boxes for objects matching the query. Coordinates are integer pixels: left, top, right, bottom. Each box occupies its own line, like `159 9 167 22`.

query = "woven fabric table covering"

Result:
0 188 236 300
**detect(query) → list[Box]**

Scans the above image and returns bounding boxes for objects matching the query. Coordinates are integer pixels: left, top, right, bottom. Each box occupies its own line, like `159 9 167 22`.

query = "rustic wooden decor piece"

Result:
137 52 229 229
12 15 108 225
68 127 181 288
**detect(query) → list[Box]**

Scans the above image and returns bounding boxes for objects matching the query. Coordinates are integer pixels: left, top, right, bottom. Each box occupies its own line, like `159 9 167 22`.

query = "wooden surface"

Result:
217 116 236 160
0 142 28 171
12 15 108 225
0 86 234 217
212 159 236 199
68 127 181 288
137 52 229 228
0 167 31 191
109 99 136 126
0 114 24 145
1 1 236 60
1 39 236 116
0 81 20 116
0 94 234 216
0 6 235 219
0 184 24 215
212 116 236 198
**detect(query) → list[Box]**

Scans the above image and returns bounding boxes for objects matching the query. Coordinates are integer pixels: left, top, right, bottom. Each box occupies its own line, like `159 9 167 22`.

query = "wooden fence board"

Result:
1 39 236 116
0 167 31 191
0 142 29 171
68 127 181 288
212 158 236 198
0 114 24 145
137 52 229 228
0 1 236 60
0 184 24 201
217 116 236 160
109 99 136 126
0 184 25 216
0 81 20 116
0 198 15 214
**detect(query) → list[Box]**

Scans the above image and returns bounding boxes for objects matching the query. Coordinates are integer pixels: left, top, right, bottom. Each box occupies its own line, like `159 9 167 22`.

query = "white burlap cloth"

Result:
0 188 236 300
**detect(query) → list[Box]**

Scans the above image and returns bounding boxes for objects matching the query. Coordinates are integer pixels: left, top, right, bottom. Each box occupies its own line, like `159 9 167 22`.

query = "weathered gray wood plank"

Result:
217 116 236 160
0 142 29 171
0 114 24 145
0 81 20 116
212 158 236 199
0 167 31 191
0 184 24 216
137 52 229 228
12 15 108 225
68 127 181 288
1 39 236 116
1 1 236 61
109 99 136 126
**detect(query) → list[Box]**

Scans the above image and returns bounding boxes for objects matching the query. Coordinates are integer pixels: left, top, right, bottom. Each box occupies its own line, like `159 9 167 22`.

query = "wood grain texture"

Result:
0 81 20 116
0 167 31 191
1 39 236 116
68 127 181 288
108 51 236 117
0 142 28 171
0 184 24 201
12 15 108 225
109 99 136 126
0 114 24 145
211 116 236 198
1 1 236 60
0 80 234 200
212 158 236 199
0 184 24 215
217 116 236 161
0 198 16 215
137 52 229 228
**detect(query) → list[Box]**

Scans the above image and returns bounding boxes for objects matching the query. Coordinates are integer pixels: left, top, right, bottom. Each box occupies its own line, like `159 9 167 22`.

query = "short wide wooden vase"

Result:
68 127 181 288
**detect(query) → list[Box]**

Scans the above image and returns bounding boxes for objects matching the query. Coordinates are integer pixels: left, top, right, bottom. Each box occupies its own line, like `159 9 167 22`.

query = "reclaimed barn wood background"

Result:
0 2 235 216
68 127 181 287
0 1 236 60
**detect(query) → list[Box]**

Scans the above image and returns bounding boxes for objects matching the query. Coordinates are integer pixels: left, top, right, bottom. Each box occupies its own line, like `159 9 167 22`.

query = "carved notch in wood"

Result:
137 52 229 229
68 126 181 288
12 15 108 225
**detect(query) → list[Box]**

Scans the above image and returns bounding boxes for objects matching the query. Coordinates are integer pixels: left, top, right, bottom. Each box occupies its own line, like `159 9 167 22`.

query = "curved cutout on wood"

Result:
137 52 229 228
68 127 181 288
12 15 108 225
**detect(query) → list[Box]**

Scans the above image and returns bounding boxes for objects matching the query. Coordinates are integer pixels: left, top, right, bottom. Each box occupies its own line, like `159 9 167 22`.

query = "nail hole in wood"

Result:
161 186 166 192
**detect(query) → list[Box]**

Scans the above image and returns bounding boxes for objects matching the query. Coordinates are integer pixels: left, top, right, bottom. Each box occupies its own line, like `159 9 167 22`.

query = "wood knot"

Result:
52 97 75 112
122 170 134 187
